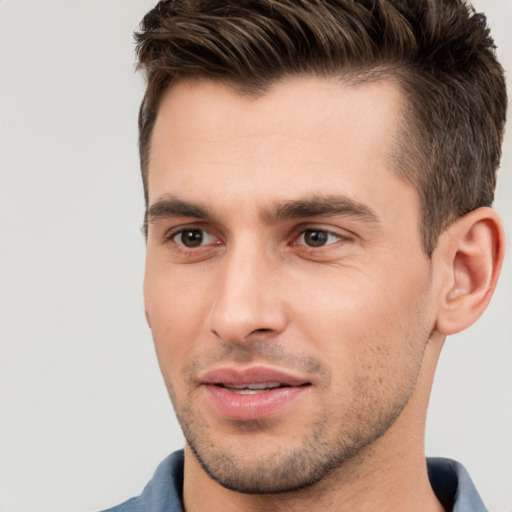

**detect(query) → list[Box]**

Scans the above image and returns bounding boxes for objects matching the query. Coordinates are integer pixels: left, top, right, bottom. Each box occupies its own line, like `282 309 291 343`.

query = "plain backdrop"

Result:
0 1 511 511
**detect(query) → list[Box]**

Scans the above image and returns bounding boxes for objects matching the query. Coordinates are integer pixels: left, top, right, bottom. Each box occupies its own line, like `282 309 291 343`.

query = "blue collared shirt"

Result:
101 451 487 511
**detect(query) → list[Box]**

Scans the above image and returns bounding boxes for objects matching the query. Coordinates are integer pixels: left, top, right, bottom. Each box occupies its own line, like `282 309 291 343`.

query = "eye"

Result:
171 228 218 248
295 229 343 247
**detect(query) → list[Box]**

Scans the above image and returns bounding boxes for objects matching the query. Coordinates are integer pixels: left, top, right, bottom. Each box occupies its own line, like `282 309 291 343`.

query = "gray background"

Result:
0 1 511 511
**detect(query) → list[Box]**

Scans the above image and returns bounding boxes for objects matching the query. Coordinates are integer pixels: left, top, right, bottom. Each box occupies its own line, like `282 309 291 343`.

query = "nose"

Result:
207 241 288 344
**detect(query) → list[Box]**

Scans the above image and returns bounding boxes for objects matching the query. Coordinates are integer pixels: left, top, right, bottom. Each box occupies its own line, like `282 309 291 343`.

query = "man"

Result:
103 0 507 510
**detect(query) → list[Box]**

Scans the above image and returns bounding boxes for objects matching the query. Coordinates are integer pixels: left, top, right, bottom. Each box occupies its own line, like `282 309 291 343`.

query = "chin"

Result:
187 438 338 494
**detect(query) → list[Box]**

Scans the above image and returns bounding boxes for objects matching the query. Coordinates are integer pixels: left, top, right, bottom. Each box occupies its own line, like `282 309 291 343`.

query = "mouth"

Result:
215 381 307 394
200 366 312 420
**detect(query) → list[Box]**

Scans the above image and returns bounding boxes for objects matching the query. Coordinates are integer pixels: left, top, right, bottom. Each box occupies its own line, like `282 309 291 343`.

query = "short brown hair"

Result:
135 0 507 255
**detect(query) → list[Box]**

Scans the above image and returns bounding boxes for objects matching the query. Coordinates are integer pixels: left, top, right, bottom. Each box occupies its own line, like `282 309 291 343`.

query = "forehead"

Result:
147 76 417 228
151 76 404 158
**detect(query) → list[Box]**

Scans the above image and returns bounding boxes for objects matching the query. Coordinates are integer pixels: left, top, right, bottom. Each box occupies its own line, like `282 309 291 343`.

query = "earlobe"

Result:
435 207 505 336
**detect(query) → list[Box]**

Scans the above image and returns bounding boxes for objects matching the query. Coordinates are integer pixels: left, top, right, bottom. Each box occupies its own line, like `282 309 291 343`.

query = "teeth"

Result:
223 382 283 391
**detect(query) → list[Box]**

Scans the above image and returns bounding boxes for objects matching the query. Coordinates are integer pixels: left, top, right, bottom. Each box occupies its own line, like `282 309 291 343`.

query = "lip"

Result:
200 366 312 420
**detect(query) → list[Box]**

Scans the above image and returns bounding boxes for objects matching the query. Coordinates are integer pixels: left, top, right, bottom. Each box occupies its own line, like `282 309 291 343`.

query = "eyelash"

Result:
165 225 219 249
292 227 347 249
164 225 349 254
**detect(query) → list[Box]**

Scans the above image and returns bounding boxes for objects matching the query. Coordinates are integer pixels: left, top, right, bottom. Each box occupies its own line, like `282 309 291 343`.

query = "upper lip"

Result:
199 366 311 387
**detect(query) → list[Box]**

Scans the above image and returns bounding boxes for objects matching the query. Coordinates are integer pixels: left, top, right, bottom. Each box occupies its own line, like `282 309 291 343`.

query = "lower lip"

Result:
204 384 309 420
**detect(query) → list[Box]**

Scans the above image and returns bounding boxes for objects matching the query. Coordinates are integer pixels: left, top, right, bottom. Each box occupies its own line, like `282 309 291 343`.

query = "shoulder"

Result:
427 457 487 512
99 450 185 512
100 496 140 512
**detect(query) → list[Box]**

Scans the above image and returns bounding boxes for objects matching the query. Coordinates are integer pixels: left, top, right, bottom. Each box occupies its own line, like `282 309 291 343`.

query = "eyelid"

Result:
292 225 352 244
161 222 352 252
164 223 220 246
175 229 217 247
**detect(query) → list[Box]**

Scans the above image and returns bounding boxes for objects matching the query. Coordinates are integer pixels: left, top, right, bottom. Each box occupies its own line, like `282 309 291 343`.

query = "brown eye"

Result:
303 230 329 247
179 229 204 247
295 229 344 248
172 228 217 248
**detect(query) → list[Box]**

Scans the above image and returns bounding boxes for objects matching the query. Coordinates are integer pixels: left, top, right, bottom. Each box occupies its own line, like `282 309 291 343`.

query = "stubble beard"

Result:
169 361 423 495
164 310 432 495
177 400 406 494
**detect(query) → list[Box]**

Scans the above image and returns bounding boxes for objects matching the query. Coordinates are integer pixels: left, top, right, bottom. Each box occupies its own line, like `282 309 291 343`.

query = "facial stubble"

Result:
163 327 431 495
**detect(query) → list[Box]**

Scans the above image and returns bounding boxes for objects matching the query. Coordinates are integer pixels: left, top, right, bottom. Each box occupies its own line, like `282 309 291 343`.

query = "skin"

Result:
143 76 503 511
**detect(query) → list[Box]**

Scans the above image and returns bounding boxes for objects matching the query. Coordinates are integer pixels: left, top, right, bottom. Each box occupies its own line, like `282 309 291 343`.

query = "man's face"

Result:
144 77 437 493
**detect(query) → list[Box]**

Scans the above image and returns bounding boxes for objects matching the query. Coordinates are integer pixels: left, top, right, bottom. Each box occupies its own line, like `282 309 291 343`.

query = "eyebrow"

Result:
147 197 214 222
145 194 381 233
144 196 214 236
263 195 381 224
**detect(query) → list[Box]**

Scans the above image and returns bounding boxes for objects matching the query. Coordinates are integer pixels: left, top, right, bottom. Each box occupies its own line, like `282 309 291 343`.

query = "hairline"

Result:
141 69 434 254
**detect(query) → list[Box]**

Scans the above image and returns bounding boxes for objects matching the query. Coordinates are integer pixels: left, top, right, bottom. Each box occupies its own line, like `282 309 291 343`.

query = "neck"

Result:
183 336 446 512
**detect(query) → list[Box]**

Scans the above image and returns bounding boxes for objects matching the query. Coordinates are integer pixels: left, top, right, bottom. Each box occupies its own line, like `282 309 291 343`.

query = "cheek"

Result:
144 267 213 376
290 263 432 368
295 279 432 424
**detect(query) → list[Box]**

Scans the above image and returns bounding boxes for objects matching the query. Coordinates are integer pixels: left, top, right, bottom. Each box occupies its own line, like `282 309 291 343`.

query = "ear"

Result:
434 207 505 336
